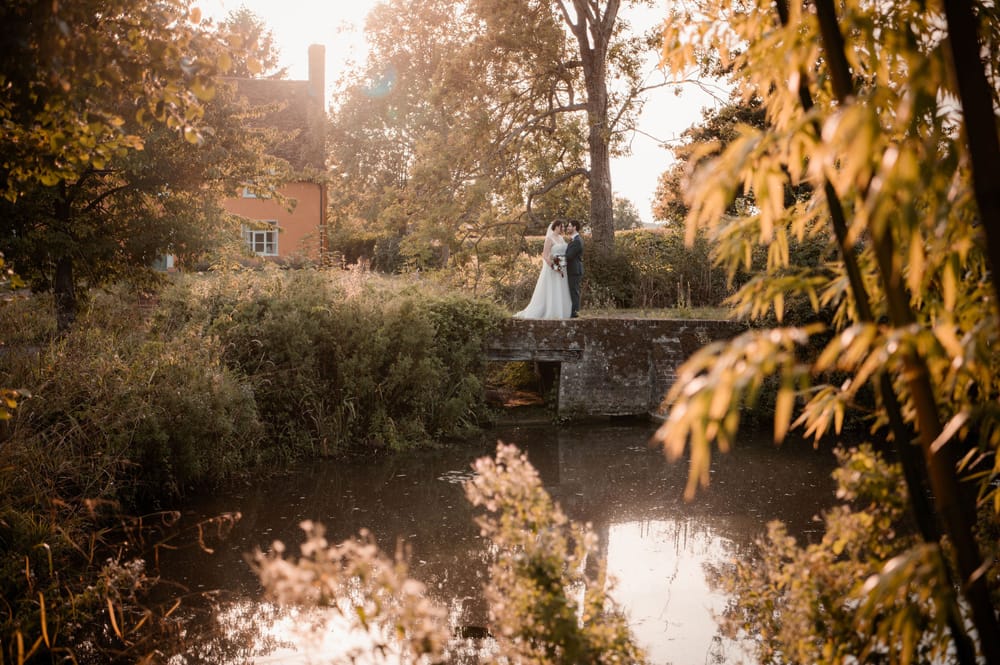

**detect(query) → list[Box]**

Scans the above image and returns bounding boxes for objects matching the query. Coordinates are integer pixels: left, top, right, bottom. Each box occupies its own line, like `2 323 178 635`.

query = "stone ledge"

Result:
486 317 745 418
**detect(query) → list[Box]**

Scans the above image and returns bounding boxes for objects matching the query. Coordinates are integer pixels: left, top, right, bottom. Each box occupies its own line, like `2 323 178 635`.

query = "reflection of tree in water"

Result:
154 422 840 663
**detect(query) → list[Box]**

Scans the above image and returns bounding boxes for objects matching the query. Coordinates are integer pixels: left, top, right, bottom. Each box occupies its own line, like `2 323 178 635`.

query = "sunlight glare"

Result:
199 0 386 82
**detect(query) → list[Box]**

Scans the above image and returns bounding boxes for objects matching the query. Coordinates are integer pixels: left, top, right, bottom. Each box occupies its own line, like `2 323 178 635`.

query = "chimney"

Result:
307 44 326 169
308 44 325 108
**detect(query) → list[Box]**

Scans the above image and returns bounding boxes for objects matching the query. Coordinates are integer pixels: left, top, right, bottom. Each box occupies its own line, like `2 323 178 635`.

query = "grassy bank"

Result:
0 267 505 662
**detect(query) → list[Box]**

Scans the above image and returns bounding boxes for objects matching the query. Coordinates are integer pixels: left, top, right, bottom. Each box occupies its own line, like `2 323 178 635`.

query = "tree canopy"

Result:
0 1 282 329
327 0 658 268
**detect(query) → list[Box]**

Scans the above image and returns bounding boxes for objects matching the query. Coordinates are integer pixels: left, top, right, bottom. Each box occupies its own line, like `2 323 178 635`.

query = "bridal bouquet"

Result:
552 256 566 277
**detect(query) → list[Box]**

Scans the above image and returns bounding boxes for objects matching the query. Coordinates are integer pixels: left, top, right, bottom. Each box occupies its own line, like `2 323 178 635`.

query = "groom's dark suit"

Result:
565 232 584 317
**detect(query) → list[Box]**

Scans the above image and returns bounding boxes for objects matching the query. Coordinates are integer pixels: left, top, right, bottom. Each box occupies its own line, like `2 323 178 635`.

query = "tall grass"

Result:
0 267 505 663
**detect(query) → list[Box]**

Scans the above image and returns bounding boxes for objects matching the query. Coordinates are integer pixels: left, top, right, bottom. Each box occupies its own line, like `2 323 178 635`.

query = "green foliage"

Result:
615 226 734 308
327 0 655 261
5 292 264 507
155 270 505 454
712 446 962 665
0 270 508 662
0 292 256 663
464 443 647 663
652 96 781 223
656 0 1000 656
253 443 646 664
0 0 282 330
612 196 643 230
585 249 639 310
0 0 226 200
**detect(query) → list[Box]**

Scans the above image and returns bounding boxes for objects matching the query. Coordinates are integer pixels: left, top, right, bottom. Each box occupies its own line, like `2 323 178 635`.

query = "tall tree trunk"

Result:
941 0 1000 325
565 0 620 256
54 255 77 332
585 72 614 255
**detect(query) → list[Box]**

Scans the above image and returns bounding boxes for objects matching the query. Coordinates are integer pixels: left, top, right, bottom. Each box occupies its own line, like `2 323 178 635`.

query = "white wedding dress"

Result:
514 229 572 319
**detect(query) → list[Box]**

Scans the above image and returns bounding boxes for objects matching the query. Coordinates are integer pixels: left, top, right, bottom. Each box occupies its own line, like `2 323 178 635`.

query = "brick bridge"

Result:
486 318 746 419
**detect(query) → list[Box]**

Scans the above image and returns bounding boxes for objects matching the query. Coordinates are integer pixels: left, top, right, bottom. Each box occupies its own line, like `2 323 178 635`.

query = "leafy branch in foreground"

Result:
250 522 451 664
656 0 1000 658
464 442 645 665
711 446 963 665
250 444 646 664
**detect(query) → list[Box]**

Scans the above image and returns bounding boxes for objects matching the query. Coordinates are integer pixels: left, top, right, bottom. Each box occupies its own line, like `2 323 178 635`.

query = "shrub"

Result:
0 271 507 663
585 248 638 309
153 270 505 455
709 445 979 665
6 297 264 507
252 443 647 664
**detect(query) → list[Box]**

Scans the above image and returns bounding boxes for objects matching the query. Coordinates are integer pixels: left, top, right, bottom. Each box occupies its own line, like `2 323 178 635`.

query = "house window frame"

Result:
242 220 279 256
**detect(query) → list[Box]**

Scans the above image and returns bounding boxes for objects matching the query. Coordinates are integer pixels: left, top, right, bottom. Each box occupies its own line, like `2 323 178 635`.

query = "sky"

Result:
199 0 724 224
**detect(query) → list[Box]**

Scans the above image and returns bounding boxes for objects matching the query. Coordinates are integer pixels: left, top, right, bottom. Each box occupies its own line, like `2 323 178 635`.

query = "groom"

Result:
564 219 584 318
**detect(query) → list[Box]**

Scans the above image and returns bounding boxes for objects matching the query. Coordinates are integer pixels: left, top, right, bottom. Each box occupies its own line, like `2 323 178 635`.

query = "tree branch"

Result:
803 0 997 659
525 167 590 224
498 103 589 151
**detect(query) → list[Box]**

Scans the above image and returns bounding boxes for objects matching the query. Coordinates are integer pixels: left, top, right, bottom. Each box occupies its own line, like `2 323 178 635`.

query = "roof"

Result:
224 76 325 172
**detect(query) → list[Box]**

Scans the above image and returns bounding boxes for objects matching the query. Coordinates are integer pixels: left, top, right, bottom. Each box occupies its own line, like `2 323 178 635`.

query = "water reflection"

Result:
157 422 838 664
607 519 741 665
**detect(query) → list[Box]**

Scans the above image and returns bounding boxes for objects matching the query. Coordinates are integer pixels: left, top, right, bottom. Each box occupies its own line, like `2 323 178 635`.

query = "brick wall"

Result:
486 318 746 418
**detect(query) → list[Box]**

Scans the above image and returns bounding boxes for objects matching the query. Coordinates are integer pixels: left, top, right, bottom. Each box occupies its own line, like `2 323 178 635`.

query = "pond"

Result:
157 421 840 664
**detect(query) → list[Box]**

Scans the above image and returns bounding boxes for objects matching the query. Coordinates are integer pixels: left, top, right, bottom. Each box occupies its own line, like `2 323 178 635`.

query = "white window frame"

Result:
242 220 279 256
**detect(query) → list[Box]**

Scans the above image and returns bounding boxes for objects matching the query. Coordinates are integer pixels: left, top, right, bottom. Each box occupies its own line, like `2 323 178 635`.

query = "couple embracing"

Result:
514 219 583 320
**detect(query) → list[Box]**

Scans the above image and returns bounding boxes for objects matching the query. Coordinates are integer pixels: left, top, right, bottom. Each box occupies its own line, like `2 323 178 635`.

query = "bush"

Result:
0 272 507 663
614 227 731 307
152 270 505 455
586 249 639 309
5 295 265 507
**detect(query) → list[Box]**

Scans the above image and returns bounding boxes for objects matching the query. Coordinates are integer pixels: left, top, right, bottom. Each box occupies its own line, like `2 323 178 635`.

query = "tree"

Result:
218 7 286 79
655 0 1000 660
0 0 221 200
327 0 658 267
652 96 767 223
0 0 278 329
327 0 505 270
612 195 642 229
470 0 655 256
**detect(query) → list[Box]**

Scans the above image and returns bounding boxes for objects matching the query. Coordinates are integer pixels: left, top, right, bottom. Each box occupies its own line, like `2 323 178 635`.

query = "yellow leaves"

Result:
653 326 820 498
793 385 849 443
906 228 925 296
217 51 233 74
819 105 879 196
774 377 796 444
753 166 788 242
941 259 957 313
183 126 203 145
190 79 216 103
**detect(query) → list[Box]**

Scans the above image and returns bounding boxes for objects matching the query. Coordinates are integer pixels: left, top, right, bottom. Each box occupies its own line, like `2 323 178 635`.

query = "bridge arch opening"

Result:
485 360 561 415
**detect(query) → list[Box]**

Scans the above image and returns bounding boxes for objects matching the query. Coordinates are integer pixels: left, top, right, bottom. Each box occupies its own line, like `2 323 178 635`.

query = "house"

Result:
222 44 328 261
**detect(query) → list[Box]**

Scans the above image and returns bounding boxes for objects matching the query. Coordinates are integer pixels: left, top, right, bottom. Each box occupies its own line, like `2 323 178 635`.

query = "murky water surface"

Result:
159 422 839 664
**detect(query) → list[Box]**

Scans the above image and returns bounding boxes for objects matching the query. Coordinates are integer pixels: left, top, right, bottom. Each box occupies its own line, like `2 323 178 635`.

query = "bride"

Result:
514 220 572 319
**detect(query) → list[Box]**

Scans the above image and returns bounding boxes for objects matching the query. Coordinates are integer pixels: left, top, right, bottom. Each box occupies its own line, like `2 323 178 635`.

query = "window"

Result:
242 220 278 256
